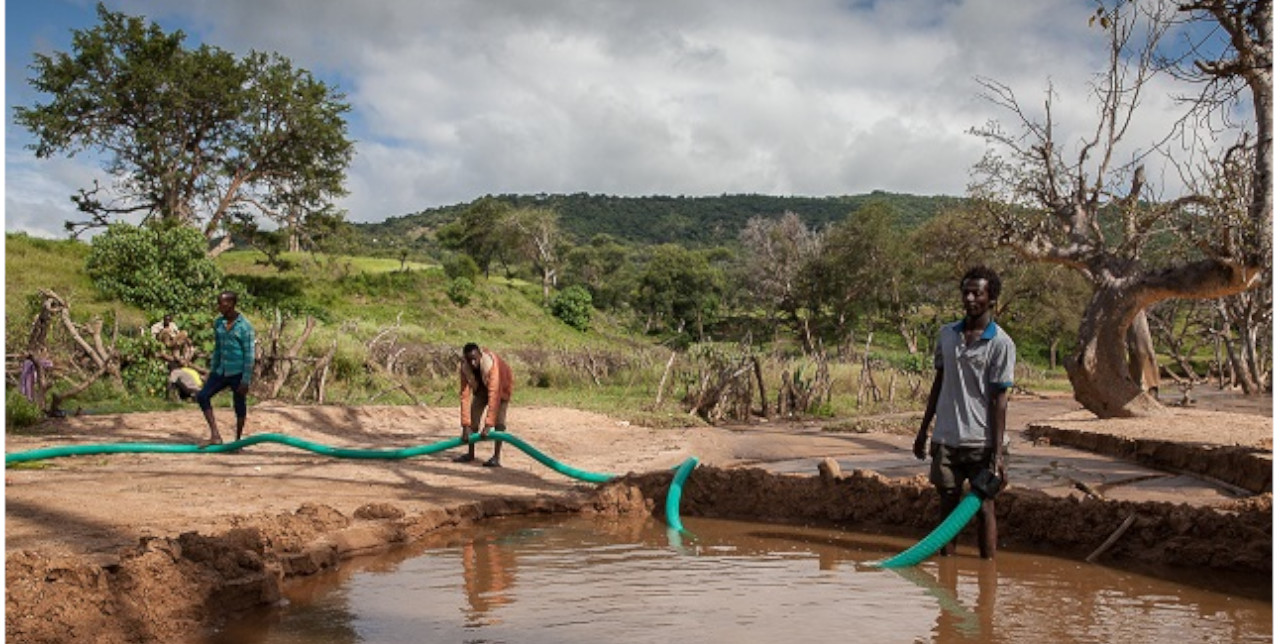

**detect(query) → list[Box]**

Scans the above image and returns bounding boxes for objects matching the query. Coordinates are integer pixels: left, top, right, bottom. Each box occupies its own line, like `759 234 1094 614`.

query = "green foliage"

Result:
6 389 44 429
888 352 927 373
636 244 726 341
794 202 911 345
123 354 169 398
437 197 512 276
363 191 963 249
442 253 481 281
550 285 593 331
447 277 475 307
234 273 328 321
563 234 637 311
9 193 1095 423
340 269 428 299
85 223 227 315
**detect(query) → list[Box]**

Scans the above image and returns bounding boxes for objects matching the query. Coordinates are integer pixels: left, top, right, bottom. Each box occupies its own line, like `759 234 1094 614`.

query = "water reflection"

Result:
460 535 517 626
206 515 1271 644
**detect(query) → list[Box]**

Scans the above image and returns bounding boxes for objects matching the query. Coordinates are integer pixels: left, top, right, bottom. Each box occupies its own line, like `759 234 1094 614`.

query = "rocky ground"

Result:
4 386 1272 643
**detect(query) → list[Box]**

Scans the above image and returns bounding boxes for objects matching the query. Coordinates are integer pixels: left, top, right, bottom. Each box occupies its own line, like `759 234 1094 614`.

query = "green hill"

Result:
357 191 965 251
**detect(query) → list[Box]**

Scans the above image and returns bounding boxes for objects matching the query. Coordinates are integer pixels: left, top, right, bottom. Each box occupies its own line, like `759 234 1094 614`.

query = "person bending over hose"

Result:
912 266 1016 559
196 291 255 448
454 343 514 467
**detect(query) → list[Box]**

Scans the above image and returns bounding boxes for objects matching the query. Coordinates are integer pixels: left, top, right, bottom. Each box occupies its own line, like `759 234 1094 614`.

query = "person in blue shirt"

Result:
196 291 255 448
913 266 1016 559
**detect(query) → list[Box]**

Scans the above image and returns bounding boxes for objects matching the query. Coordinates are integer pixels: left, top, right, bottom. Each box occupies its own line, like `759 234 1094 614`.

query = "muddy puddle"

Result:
203 514 1271 644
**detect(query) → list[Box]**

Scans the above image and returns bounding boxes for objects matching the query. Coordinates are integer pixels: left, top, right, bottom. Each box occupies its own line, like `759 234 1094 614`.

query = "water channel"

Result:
205 514 1272 643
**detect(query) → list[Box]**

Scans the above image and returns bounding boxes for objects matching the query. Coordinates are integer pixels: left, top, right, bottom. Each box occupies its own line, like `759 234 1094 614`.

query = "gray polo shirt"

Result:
931 320 1016 449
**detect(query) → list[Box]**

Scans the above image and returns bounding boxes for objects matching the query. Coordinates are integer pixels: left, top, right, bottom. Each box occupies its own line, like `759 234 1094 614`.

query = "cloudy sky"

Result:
6 0 1195 237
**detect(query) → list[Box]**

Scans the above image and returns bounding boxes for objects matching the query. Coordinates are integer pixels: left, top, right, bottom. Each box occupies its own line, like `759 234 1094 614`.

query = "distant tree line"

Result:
357 191 964 250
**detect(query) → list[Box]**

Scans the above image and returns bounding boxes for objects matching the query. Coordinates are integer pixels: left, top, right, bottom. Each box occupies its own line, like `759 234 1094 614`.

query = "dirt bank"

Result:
5 390 1273 643
1027 409 1273 494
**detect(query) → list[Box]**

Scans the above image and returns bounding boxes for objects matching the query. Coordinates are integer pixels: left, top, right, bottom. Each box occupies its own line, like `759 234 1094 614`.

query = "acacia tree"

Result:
812 203 918 352
969 0 1269 417
635 244 726 340
14 4 354 253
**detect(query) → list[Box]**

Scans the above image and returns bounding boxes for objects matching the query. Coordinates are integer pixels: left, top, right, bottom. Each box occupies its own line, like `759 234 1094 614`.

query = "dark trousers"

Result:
196 372 247 418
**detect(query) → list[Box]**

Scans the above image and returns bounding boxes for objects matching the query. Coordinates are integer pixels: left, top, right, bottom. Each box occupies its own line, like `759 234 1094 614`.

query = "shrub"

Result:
446 277 475 307
550 285 592 331
85 223 226 315
442 254 481 282
6 389 44 429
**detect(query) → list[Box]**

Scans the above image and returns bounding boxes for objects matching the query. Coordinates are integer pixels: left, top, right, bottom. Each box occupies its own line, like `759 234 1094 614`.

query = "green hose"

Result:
664 457 699 539
4 431 616 484
487 432 616 484
868 492 983 568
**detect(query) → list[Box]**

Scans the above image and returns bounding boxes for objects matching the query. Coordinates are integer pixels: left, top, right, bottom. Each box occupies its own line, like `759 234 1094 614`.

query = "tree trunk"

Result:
207 235 235 258
1125 310 1160 396
1216 297 1265 395
1067 288 1165 418
897 318 918 355
541 268 554 304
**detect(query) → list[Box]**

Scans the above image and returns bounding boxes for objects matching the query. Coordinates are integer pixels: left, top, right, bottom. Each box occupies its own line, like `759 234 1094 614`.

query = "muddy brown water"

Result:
203 514 1271 644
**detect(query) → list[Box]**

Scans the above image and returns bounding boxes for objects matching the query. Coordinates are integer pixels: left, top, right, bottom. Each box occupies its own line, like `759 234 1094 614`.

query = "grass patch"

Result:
5 233 148 340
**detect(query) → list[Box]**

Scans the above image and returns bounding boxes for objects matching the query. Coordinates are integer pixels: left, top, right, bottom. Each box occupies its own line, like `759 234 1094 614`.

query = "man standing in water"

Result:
454 343 514 467
196 291 255 448
913 266 1016 559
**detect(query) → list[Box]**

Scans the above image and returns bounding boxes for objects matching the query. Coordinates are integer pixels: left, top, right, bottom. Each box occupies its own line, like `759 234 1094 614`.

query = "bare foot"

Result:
197 437 223 449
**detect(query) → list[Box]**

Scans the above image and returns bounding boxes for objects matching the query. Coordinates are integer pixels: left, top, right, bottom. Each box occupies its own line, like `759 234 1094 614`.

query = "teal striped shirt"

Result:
210 314 255 385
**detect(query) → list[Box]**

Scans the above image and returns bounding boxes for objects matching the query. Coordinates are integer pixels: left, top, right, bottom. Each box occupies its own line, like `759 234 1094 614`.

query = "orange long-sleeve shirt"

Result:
460 348 513 428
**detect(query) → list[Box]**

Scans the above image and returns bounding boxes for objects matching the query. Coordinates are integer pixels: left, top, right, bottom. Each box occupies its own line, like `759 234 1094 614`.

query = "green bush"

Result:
85 223 227 315
550 285 593 331
6 389 44 429
442 254 481 282
446 277 475 307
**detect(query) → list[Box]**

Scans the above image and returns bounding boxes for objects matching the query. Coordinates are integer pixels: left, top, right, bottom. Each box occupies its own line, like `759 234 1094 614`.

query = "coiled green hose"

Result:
4 431 616 484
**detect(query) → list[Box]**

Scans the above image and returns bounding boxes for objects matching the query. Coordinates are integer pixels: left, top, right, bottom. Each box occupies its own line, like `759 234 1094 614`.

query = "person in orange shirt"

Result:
454 343 514 467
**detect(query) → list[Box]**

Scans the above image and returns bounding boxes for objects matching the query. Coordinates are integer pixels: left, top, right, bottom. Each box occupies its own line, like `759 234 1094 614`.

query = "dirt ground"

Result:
4 385 1273 643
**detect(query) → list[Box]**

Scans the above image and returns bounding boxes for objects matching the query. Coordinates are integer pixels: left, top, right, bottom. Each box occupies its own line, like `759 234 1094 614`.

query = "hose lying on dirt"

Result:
866 492 983 568
665 457 699 540
4 431 616 484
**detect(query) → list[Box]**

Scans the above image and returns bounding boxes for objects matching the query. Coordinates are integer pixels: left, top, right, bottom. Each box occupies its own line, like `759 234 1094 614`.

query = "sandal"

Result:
452 453 475 463
483 457 502 468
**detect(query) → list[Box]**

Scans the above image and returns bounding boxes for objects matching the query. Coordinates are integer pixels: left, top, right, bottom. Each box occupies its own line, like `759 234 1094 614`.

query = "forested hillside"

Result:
357 191 964 251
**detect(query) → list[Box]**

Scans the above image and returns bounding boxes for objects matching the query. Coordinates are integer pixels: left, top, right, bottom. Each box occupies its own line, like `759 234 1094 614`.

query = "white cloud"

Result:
4 157 117 239
6 0 1214 234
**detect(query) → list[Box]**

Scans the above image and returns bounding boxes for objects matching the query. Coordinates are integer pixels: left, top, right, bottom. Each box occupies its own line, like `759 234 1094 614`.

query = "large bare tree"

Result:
738 212 824 342
969 0 1270 417
500 207 567 304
